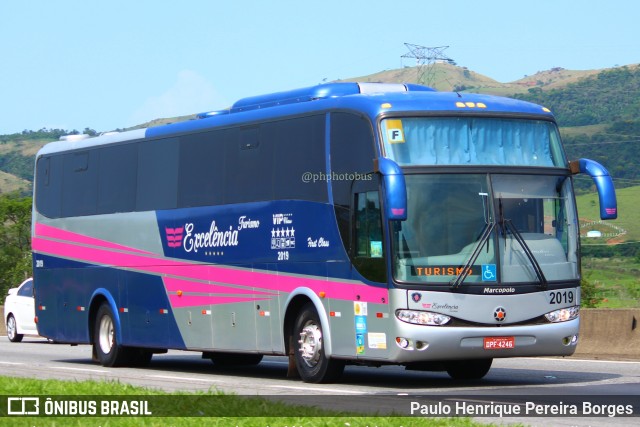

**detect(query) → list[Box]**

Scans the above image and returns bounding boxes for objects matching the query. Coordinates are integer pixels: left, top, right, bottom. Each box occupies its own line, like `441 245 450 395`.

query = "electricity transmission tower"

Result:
401 43 455 87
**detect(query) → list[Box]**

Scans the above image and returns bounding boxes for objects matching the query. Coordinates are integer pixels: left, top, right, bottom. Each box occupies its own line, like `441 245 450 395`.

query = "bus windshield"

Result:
381 117 566 167
392 173 579 285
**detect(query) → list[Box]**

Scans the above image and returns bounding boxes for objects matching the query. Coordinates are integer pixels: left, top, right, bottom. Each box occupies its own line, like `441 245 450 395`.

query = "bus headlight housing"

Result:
396 309 451 326
544 306 580 323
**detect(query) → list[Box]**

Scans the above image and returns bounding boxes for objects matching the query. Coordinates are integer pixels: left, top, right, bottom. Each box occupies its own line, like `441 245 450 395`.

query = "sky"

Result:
1 0 638 134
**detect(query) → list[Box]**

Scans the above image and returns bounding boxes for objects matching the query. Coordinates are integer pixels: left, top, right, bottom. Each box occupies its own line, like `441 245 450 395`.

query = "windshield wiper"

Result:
450 222 495 289
498 199 548 289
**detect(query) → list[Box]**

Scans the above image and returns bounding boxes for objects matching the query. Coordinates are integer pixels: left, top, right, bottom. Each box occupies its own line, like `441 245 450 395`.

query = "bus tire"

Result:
446 358 492 380
293 303 344 383
6 314 24 343
93 302 130 367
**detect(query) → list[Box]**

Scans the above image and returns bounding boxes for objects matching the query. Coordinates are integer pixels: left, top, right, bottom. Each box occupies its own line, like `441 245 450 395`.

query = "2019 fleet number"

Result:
549 290 575 305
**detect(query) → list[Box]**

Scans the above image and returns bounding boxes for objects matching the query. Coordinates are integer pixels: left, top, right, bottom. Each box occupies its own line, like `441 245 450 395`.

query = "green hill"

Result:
511 65 640 126
1 63 639 207
341 61 605 95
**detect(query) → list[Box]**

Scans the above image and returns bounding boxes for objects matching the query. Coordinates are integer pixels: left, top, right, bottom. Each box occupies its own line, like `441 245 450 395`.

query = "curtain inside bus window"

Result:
381 118 565 167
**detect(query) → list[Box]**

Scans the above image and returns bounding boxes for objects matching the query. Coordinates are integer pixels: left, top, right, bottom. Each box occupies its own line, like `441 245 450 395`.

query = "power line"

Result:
582 241 640 246
599 133 640 138
574 175 640 181
574 176 640 186
567 138 640 146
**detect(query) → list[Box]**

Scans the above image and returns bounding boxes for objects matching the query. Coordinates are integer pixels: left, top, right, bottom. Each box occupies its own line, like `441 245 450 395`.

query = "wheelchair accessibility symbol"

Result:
482 264 497 282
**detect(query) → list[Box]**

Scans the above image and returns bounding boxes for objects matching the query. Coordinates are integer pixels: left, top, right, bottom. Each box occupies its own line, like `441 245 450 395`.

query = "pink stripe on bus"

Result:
32 224 388 306
164 277 276 296
35 223 153 255
168 293 269 308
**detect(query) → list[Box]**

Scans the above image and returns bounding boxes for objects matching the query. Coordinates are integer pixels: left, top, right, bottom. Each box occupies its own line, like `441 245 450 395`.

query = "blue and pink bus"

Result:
31 82 617 383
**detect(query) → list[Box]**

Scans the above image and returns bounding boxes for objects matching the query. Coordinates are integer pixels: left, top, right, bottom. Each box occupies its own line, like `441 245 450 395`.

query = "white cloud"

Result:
129 70 228 126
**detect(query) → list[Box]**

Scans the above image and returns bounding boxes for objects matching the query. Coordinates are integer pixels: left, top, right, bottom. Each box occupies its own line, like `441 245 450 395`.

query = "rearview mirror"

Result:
569 158 617 220
375 158 407 221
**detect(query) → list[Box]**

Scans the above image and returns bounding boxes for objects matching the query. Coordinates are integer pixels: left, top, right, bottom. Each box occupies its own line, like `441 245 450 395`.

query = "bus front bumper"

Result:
382 318 579 363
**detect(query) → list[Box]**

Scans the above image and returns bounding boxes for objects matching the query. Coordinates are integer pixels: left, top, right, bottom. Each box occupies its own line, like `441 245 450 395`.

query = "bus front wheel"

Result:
293 303 344 383
445 358 492 380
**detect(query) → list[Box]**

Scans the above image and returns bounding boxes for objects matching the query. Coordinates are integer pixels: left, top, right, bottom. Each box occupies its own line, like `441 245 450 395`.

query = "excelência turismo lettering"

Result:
182 216 260 253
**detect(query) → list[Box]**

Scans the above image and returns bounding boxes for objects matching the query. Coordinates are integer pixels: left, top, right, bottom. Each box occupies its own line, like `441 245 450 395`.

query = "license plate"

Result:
483 336 515 350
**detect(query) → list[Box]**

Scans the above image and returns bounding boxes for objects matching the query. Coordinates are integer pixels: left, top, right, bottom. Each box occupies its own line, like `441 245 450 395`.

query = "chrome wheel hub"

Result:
298 321 322 367
98 315 114 354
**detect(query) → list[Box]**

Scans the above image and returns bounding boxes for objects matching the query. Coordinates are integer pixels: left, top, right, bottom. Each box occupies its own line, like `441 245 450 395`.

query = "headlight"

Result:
396 309 451 326
545 306 580 323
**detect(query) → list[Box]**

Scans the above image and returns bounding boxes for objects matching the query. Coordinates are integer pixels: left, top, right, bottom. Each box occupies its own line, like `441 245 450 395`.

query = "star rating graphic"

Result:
271 227 296 249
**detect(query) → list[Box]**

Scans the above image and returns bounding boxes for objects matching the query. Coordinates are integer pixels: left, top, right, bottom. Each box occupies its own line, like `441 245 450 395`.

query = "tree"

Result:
580 276 602 308
0 193 32 297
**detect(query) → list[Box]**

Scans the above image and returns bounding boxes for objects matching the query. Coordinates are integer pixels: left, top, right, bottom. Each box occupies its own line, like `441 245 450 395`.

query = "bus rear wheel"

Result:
445 358 492 380
93 302 152 367
293 303 344 383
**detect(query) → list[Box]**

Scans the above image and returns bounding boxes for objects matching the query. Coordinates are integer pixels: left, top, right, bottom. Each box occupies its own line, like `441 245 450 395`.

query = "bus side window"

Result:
353 191 386 282
35 155 62 218
62 151 98 217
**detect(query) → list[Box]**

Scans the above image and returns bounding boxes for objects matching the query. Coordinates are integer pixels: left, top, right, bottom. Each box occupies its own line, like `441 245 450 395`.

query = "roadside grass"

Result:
576 186 640 308
575 185 640 242
0 376 490 427
582 257 640 308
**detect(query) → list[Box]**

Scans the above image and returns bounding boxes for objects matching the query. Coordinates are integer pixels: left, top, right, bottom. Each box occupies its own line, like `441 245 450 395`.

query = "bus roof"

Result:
37 82 555 157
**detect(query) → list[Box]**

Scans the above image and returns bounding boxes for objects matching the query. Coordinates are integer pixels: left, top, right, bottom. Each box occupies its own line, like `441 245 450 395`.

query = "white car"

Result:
4 278 38 342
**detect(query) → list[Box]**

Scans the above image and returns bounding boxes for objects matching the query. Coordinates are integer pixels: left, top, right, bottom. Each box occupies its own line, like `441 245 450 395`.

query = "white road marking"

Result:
268 385 364 394
146 374 220 383
52 367 110 374
520 357 640 365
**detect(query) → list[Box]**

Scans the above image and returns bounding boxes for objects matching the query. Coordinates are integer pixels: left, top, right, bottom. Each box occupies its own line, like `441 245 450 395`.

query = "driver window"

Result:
354 191 386 282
